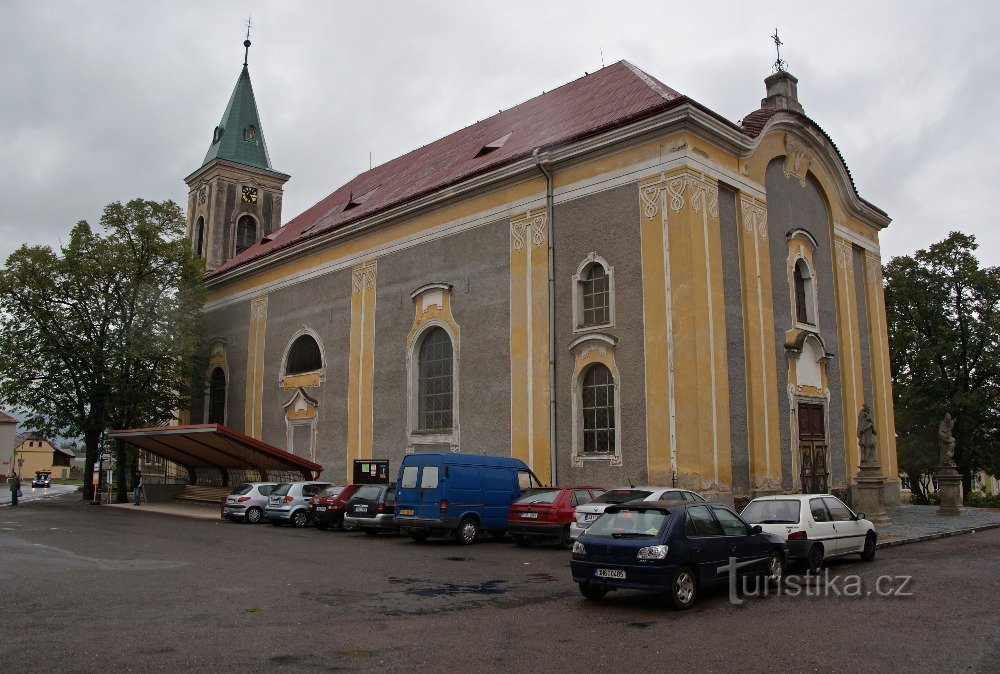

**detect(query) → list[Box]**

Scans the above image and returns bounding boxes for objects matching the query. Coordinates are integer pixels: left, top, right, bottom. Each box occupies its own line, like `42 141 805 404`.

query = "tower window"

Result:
793 258 816 326
235 216 257 256
195 216 205 257
208 368 226 424
213 126 224 144
244 125 256 142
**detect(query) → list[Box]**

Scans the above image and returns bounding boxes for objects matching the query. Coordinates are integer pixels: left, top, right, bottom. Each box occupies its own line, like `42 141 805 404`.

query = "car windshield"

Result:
318 486 345 498
588 489 653 505
353 485 382 500
271 484 291 497
515 489 560 504
741 499 801 524
231 484 253 496
586 508 668 538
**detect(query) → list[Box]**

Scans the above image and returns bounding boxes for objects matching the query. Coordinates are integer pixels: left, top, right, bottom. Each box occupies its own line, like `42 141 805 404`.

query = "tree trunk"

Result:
82 428 101 501
905 468 928 504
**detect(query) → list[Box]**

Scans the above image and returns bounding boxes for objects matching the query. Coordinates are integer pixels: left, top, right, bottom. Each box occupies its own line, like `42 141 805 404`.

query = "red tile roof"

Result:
208 61 690 277
0 410 16 424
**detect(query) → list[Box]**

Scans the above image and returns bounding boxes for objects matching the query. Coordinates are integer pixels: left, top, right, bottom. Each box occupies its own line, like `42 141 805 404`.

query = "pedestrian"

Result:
9 472 21 506
133 469 142 506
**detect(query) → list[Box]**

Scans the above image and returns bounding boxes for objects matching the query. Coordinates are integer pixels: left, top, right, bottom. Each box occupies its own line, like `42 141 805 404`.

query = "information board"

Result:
352 460 390 484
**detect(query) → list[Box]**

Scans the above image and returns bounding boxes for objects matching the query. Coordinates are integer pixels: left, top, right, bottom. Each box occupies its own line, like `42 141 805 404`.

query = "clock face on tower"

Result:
242 186 258 204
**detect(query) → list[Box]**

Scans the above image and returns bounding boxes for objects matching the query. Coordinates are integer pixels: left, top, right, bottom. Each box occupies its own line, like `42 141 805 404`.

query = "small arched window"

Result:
235 215 257 256
582 364 615 454
286 335 322 375
195 216 205 257
794 259 815 326
244 125 256 141
582 264 610 327
208 368 226 424
418 327 453 431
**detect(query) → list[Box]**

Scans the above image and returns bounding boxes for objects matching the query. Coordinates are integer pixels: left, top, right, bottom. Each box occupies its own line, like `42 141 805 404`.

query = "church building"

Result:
183 42 898 505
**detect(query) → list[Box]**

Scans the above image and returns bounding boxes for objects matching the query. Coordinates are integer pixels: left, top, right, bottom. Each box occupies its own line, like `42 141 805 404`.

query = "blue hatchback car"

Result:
570 501 786 609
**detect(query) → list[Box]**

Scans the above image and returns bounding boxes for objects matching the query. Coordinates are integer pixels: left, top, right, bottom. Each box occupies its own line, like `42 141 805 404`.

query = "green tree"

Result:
0 199 204 501
884 232 1000 500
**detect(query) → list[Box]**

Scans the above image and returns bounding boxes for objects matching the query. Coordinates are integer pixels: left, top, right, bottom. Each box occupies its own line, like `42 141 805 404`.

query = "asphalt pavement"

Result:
1 492 998 672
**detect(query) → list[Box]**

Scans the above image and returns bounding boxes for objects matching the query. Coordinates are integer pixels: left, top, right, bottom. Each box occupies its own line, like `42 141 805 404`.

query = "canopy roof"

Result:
109 424 322 479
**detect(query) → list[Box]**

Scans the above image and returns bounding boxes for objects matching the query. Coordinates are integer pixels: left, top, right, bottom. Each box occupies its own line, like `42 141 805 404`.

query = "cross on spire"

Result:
771 28 787 73
243 15 253 66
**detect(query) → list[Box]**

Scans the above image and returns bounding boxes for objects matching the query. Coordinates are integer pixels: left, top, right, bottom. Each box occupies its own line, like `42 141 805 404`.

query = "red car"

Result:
307 484 363 531
508 486 605 548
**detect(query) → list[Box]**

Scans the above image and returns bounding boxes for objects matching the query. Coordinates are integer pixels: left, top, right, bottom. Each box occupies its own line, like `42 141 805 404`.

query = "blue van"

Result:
394 452 543 544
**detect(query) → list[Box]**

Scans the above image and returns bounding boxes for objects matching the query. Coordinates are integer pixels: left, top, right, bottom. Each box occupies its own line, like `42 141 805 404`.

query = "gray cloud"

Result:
2 1 997 266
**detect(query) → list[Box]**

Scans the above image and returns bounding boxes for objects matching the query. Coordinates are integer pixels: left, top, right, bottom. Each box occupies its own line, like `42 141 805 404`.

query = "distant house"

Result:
13 432 75 480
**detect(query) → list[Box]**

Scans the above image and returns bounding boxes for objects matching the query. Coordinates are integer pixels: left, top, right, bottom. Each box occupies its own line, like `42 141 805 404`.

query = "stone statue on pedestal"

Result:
857 402 877 466
938 413 956 467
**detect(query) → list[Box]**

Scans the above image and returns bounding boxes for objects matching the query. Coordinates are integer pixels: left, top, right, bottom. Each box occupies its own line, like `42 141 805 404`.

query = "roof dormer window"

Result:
244 125 256 142
213 125 224 143
475 132 512 158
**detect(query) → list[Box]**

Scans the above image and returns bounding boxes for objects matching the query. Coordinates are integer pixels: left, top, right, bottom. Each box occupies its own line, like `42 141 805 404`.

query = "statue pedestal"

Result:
936 465 964 516
854 465 891 527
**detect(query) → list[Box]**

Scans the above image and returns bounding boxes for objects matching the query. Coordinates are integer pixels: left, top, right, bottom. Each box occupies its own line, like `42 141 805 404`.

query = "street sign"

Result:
99 452 111 462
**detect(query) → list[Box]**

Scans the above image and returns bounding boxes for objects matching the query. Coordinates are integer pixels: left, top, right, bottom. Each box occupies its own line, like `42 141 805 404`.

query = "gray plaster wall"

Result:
371 219 512 468
192 300 251 432
765 159 846 490
718 185 750 495
553 182 647 487
258 267 353 477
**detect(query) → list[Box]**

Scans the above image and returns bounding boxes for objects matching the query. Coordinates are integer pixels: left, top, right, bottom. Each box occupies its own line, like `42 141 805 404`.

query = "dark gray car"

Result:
344 483 398 535
223 482 277 523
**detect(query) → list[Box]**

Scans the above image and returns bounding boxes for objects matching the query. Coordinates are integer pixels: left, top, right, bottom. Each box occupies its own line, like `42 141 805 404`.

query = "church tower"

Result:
184 35 289 271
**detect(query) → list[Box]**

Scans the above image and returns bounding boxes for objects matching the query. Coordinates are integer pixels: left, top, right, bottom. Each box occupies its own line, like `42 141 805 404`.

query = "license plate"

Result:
315 506 327 512
399 508 414 516
595 569 626 579
520 512 539 519
584 513 599 522
354 505 368 513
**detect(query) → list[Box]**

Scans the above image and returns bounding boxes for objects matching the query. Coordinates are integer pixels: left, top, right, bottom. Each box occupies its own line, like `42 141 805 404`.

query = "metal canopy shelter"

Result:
109 424 322 484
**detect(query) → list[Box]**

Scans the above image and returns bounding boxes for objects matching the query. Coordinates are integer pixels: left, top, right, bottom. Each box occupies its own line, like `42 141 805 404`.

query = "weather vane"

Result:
771 28 787 73
243 15 253 66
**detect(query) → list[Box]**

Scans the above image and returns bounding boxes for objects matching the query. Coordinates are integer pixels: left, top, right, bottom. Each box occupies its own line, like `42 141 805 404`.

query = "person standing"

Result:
9 472 21 506
133 469 142 506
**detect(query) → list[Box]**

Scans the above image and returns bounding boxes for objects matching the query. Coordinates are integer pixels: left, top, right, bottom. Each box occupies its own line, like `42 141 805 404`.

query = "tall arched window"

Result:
794 259 815 326
195 216 205 257
235 215 257 256
286 335 322 375
582 364 615 454
582 264 610 327
208 368 226 424
418 327 453 431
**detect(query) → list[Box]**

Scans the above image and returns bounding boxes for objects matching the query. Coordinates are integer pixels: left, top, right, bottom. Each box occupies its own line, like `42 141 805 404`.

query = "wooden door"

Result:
798 403 828 493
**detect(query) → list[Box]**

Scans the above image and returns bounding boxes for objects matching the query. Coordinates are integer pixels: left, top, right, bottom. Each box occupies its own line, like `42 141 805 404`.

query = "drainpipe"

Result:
532 148 557 487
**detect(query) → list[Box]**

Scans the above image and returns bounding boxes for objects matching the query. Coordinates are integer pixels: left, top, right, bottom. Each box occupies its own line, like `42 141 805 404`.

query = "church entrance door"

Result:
798 403 828 494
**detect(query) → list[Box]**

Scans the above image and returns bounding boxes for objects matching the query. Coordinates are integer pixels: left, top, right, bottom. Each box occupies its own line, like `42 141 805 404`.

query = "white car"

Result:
740 494 877 573
569 487 706 540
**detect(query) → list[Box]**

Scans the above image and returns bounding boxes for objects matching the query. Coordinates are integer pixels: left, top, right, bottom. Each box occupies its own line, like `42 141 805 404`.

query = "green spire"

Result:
202 62 272 170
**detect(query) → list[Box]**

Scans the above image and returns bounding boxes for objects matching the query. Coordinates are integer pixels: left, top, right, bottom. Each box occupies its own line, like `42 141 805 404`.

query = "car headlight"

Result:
572 541 586 554
636 545 668 560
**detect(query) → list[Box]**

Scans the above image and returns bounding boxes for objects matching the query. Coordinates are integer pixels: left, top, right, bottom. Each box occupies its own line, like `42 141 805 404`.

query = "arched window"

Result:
582 364 615 454
195 216 205 257
235 215 257 256
418 327 453 431
582 264 610 327
208 368 226 424
244 125 256 142
794 259 815 326
286 335 322 375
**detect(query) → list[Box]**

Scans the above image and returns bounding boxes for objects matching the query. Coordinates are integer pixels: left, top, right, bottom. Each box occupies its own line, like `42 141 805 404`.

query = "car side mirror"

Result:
751 525 763 535
855 513 865 521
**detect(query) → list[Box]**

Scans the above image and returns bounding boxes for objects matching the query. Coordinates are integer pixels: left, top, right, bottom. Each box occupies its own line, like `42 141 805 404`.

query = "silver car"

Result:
223 482 277 524
569 486 706 540
264 481 332 528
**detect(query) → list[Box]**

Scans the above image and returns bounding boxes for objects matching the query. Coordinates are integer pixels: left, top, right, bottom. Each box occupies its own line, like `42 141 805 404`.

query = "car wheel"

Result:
559 525 574 550
861 532 877 562
245 507 263 524
669 566 698 610
806 544 824 574
454 516 480 544
340 517 355 532
364 528 379 536
579 582 608 601
314 521 329 531
513 535 531 547
291 510 308 528
409 531 431 543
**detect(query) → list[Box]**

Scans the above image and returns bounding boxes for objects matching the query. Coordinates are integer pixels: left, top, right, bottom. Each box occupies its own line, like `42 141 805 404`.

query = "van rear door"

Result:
397 454 444 521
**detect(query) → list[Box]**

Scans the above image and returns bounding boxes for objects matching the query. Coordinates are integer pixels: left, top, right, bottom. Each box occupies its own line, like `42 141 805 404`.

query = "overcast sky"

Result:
2 1 998 268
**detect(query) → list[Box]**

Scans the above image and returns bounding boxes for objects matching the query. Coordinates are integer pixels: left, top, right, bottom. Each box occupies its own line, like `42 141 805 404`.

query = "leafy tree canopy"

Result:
884 231 1000 494
0 199 204 499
